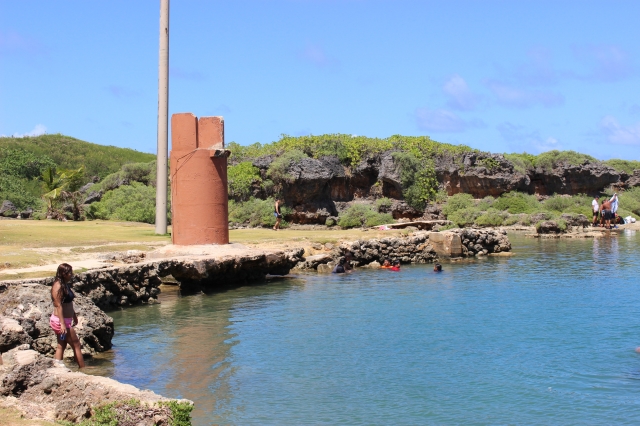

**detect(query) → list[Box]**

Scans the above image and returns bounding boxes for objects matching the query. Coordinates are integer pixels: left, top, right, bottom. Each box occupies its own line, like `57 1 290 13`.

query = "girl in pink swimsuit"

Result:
50 263 84 368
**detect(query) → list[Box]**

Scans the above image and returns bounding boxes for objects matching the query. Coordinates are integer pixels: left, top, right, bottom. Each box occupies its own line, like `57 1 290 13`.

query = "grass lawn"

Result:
0 219 408 279
0 407 56 426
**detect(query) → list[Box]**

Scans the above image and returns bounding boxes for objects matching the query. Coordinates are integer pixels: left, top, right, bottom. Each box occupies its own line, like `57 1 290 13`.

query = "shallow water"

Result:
93 231 640 425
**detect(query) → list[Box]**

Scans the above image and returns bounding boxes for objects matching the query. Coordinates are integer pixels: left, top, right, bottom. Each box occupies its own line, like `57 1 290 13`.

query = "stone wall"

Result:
295 230 512 271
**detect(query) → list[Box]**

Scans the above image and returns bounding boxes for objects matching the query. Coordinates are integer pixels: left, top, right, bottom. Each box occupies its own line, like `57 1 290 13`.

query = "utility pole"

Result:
155 0 169 234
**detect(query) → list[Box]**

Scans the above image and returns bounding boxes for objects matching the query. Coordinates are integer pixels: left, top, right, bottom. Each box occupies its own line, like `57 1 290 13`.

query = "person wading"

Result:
50 263 85 368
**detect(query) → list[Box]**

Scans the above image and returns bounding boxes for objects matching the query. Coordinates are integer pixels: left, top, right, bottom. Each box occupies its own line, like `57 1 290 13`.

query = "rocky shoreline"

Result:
0 345 192 424
0 231 510 423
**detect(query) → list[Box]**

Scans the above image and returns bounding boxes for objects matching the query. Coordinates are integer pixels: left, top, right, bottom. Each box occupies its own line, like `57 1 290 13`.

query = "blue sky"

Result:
1 0 639 160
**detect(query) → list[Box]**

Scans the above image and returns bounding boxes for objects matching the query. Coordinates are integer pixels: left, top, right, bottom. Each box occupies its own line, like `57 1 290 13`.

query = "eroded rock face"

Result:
248 151 629 225
0 346 191 424
0 284 113 358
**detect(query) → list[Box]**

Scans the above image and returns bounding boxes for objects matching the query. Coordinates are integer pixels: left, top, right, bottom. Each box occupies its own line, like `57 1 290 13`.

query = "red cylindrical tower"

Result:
170 113 229 245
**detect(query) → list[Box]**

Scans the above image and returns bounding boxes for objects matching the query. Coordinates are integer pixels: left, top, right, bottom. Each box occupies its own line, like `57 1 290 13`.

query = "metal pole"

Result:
155 0 169 234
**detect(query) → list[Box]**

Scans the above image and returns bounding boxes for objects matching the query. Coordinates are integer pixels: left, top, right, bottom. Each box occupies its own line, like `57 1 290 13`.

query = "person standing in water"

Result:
50 263 84 368
433 263 442 272
273 198 282 231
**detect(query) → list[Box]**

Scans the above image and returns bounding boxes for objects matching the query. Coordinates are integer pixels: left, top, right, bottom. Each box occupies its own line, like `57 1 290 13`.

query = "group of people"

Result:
592 193 620 230
332 256 443 273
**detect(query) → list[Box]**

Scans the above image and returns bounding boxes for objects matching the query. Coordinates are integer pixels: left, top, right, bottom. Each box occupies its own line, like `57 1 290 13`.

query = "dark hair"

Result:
54 263 73 302
434 263 442 271
393 260 400 266
339 258 346 265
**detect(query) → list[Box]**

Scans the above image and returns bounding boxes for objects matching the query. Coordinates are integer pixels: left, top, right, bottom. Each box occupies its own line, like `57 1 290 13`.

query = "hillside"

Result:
0 134 155 179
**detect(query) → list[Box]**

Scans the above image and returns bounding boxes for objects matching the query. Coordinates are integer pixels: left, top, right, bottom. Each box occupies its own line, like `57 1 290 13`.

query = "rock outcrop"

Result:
1 245 304 309
0 284 113 358
250 150 631 225
0 346 192 424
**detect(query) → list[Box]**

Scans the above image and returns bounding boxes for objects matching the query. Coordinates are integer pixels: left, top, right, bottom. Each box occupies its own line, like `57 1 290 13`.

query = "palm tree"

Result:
41 166 85 220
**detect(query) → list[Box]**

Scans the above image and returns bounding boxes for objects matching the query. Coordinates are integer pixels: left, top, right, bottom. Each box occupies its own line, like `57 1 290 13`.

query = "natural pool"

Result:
92 231 640 425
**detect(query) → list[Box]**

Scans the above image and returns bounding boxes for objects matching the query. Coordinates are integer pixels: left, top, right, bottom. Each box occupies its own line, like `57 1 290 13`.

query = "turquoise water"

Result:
97 231 640 425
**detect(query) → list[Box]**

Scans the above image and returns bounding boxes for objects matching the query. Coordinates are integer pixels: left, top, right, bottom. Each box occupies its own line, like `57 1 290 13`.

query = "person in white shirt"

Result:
610 193 619 227
591 196 600 226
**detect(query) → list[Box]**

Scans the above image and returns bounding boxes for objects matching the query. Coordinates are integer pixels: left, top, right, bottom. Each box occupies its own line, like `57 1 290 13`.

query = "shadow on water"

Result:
89 231 640 425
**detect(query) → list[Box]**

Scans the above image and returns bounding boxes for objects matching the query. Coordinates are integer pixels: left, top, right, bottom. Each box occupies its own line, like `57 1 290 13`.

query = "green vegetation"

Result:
229 197 291 228
228 161 261 201
604 159 640 174
72 399 192 426
337 203 393 229
504 150 599 173
89 182 160 224
0 135 156 219
266 149 307 184
492 192 539 214
0 134 155 179
392 151 438 210
440 190 638 228
160 400 194 426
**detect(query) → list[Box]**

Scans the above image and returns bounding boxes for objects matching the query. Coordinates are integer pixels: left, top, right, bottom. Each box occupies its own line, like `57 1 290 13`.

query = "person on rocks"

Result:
273 198 283 231
433 263 442 272
591 196 600 226
332 258 346 274
50 263 85 368
381 259 393 269
390 260 401 272
610 193 619 228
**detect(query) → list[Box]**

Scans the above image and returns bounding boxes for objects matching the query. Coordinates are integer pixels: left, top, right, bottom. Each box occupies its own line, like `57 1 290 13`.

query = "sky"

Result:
1 0 639 160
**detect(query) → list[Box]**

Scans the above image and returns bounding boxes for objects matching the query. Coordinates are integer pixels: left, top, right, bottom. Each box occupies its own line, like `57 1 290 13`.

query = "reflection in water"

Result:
95 232 640 425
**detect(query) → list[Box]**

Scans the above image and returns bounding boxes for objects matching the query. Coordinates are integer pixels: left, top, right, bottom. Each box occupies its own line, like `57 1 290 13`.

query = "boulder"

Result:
0 346 192 424
0 283 113 358
20 208 33 219
0 201 19 218
536 220 562 234
624 170 640 188
560 213 590 229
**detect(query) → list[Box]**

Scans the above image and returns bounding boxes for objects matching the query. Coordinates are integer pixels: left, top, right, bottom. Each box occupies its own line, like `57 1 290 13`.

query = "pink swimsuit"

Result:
49 314 73 334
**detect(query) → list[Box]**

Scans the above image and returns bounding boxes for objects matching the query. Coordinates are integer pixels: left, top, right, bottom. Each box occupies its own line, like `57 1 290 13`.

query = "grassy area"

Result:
0 220 171 271
0 407 56 426
0 219 408 278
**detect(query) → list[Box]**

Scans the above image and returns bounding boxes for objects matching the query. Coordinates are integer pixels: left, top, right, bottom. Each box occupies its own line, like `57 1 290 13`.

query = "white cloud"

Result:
498 122 560 153
600 116 640 145
486 80 564 109
415 108 483 133
298 43 339 68
573 44 633 82
107 85 141 98
443 74 479 111
1 124 47 138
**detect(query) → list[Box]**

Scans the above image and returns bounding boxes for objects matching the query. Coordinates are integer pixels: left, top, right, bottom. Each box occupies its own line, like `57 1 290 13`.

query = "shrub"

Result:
0 175 44 211
493 192 539 214
374 197 393 211
475 209 507 227
534 150 598 171
603 159 640 174
476 196 495 210
337 204 394 229
228 162 261 201
88 182 158 223
93 161 156 193
392 151 438 210
503 215 520 226
504 153 536 174
228 197 291 228
266 149 307 184
441 193 474 216
447 207 481 227
542 194 591 216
